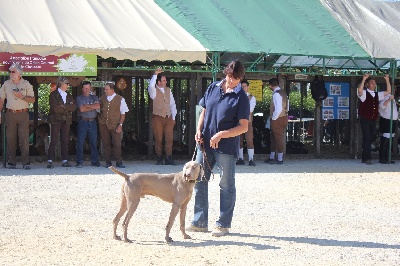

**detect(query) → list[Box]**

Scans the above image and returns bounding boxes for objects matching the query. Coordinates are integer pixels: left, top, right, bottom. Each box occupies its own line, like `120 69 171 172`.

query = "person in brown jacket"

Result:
47 77 76 168
98 82 129 168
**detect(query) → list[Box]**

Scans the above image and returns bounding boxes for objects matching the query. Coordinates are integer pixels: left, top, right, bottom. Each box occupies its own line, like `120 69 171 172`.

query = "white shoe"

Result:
211 226 229 237
186 224 208 232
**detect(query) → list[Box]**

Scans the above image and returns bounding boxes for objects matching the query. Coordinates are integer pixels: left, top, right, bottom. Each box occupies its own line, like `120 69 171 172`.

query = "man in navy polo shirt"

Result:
187 61 249 237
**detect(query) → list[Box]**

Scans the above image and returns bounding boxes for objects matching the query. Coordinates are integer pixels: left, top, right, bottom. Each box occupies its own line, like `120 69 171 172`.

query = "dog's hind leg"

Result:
113 192 127 240
122 199 140 243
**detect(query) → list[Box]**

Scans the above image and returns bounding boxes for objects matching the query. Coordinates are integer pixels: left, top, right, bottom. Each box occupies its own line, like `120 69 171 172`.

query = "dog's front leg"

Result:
165 203 180 243
179 202 191 240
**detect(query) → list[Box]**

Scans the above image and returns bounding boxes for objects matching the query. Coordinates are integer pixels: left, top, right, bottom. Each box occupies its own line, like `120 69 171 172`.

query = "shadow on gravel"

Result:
228 234 400 249
137 238 280 250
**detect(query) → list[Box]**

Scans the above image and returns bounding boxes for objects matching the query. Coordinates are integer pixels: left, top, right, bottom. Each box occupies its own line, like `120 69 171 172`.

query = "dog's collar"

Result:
188 180 197 183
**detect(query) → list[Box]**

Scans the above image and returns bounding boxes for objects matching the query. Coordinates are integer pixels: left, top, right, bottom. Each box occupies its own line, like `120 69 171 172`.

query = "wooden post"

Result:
314 101 321 157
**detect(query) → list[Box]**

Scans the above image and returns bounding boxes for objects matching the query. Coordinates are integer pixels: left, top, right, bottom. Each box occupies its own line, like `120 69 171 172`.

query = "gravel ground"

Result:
0 159 399 266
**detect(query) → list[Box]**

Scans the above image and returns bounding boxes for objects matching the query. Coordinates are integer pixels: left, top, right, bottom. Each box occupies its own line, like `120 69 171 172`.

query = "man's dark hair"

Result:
223 60 245 80
269 78 279 87
241 79 249 86
106 82 115 90
365 76 376 84
156 72 166 84
82 81 91 86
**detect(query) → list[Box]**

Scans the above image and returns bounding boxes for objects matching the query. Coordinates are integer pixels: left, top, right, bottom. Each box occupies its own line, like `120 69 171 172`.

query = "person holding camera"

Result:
0 63 35 169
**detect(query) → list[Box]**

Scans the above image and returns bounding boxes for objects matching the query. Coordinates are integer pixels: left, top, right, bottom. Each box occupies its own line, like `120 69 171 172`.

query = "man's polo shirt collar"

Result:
216 79 242 93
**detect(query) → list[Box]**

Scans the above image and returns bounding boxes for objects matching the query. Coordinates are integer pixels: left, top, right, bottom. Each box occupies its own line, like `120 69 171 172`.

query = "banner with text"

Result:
0 53 97 76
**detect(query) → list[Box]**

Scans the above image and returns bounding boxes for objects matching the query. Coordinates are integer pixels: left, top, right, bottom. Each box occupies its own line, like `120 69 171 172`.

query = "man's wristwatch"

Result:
119 123 123 127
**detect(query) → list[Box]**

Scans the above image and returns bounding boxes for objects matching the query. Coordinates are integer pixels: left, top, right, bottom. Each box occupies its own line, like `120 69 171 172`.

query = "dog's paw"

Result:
165 236 173 243
183 234 192 240
113 235 121 241
124 238 133 243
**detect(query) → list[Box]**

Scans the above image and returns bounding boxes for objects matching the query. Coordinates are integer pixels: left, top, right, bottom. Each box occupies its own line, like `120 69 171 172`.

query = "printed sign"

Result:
322 82 350 119
0 53 97 76
248 79 263 102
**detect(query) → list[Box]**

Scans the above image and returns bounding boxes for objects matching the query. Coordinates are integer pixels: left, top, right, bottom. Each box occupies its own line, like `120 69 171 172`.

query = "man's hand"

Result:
116 125 123 134
362 73 370 81
210 133 222 149
154 67 162 75
384 74 390 82
13 91 24 99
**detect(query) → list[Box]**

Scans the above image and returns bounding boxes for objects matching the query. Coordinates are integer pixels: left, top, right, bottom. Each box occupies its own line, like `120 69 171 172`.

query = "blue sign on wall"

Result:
322 82 350 120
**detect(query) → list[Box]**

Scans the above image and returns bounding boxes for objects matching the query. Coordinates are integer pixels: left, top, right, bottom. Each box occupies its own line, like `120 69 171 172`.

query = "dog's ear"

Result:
182 162 188 173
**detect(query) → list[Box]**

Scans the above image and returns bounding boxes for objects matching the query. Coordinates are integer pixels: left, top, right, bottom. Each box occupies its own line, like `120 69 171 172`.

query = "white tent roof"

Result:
0 0 207 62
320 0 400 59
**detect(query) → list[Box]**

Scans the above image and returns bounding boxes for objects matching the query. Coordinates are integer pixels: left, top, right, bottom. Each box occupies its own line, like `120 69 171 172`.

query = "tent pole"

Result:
388 59 397 163
212 52 220 82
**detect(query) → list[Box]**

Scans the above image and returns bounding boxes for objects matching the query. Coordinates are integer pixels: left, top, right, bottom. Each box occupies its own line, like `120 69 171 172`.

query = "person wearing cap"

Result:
265 78 289 164
357 74 391 165
0 62 35 169
98 82 129 168
46 77 76 168
236 79 256 166
75 81 101 168
148 68 177 165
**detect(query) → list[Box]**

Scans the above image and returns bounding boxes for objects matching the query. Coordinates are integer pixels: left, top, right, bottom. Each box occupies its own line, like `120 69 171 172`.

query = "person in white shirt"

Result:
357 74 391 164
236 80 257 166
378 93 398 164
148 68 177 165
265 78 289 164
98 82 129 168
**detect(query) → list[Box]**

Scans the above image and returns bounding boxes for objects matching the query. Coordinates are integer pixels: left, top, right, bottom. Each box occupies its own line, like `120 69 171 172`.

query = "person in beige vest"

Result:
98 82 129 168
148 68 177 165
236 80 256 166
265 78 289 164
0 62 35 169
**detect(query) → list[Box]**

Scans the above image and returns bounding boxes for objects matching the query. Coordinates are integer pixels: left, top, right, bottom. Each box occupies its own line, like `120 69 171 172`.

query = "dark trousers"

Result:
5 111 30 164
76 120 99 164
379 137 390 163
48 121 70 161
99 123 122 163
359 117 377 161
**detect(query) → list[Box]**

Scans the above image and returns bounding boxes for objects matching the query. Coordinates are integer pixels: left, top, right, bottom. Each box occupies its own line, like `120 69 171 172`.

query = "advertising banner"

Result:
0 53 97 76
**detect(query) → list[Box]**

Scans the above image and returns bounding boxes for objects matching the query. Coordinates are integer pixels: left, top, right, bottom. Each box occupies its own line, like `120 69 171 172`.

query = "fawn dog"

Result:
109 161 203 243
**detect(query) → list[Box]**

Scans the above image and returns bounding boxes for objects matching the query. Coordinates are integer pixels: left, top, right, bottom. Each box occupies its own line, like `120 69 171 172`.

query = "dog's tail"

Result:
109 166 130 181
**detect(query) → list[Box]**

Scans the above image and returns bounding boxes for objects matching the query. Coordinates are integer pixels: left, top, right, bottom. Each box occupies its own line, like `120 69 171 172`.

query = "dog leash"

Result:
193 143 214 182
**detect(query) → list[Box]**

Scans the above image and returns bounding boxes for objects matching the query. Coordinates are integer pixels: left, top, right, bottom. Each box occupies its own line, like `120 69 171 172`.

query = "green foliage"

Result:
254 84 316 118
37 84 74 116
37 84 51 115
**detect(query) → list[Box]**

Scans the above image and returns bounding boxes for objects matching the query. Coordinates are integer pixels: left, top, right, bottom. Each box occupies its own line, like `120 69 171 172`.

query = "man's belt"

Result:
7 108 28 113
80 117 96 121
